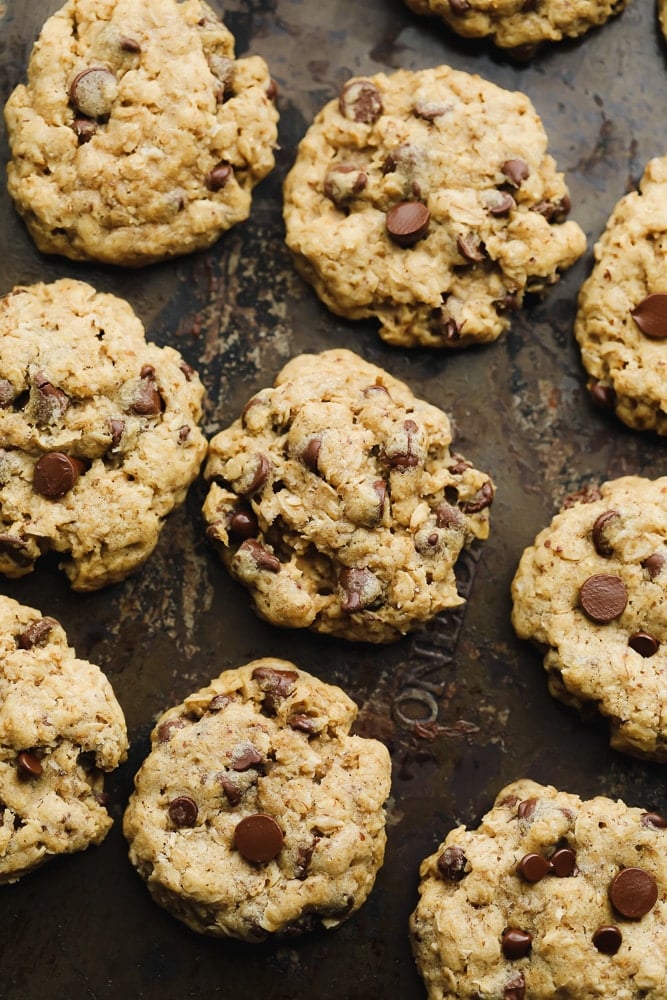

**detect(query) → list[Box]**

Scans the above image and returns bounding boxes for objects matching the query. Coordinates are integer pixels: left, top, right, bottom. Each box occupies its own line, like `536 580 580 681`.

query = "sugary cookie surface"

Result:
4 0 278 265
202 348 494 643
283 66 585 348
575 157 667 434
123 658 392 940
402 0 628 56
0 594 128 885
410 778 667 999
0 278 207 589
511 476 667 759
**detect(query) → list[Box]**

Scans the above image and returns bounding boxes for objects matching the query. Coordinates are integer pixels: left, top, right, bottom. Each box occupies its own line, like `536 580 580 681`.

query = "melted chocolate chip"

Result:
129 369 162 415
461 481 494 514
517 797 538 820
486 190 516 216
593 925 622 955
501 928 532 960
435 502 465 529
252 666 298 716
220 774 242 806
157 718 187 743
339 79 383 124
630 293 667 339
108 418 125 449
288 714 318 734
385 419 421 469
168 795 198 828
609 867 658 919
437 846 468 881
517 852 550 883
16 751 43 780
33 453 85 499
578 574 628 623
239 538 280 573
501 159 530 187
234 813 284 863
642 553 665 578
592 510 619 557
386 201 430 248
236 453 270 495
324 164 367 205
231 744 263 772
206 162 233 191
641 811 667 829
456 233 486 263
628 632 659 657
503 973 525 1000
17 617 56 650
339 566 382 612
119 35 141 53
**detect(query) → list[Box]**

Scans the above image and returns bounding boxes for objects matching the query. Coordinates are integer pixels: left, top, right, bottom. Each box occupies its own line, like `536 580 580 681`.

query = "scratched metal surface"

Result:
0 0 666 997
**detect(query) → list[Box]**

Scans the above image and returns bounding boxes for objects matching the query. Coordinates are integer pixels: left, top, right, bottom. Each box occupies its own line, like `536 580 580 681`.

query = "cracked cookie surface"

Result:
283 66 585 348
410 778 667 999
202 349 494 643
511 476 667 760
0 278 207 590
0 594 128 885
4 0 278 266
123 658 392 941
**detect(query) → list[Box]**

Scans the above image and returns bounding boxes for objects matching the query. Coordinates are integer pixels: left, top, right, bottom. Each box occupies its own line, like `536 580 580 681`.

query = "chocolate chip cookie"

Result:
401 0 628 58
0 594 128 885
123 658 392 940
4 0 278 266
0 278 207 590
202 349 494 643
511 476 667 760
575 157 667 434
410 778 667 1000
283 67 586 348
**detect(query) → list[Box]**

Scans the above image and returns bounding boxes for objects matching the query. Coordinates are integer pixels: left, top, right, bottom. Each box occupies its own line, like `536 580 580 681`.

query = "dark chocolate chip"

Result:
168 795 198 828
129 369 162 415
33 453 85 499
239 538 280 572
593 925 622 955
549 847 577 877
324 164 367 205
252 666 298 703
385 419 421 469
503 973 525 1000
17 751 43 780
236 453 271 495
339 79 383 124
0 534 32 566
629 632 659 657
501 928 532 960
302 436 322 472
461 481 494 514
69 66 118 118
517 797 538 820
229 507 259 541
386 201 430 248
157 718 187 742
220 774 242 806
108 418 125 449
209 694 232 711
609 867 658 919
456 233 486 263
579 574 628 623
231 744 263 772
517 852 550 883
642 553 665 579
206 162 233 192
630 293 667 339
295 839 318 879
288 714 318 734
437 846 468 881
487 191 516 216
234 813 284 863
641 811 667 829
592 510 619 557
119 35 142 53
435 501 465 529
17 617 56 650
531 194 571 222
501 158 530 187
72 116 97 143
339 566 382 612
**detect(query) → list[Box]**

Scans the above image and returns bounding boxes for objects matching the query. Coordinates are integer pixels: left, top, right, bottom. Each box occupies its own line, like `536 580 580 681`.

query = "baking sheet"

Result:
1 0 666 997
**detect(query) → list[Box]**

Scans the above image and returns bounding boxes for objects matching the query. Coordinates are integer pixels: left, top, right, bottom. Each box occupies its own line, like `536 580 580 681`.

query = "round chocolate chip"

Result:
628 632 659 657
168 795 198 828
229 507 259 541
593 925 622 955
437 846 468 881
69 66 118 118
501 927 532 960
549 847 576 877
609 867 658 919
17 751 43 779
234 813 284 863
386 201 430 248
630 293 667 339
591 510 619 557
517 852 550 883
33 452 84 499
339 79 383 124
579 574 628 624
641 811 667 829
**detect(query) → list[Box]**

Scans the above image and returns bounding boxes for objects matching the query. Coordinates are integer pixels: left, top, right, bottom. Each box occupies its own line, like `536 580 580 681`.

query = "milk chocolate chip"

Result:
234 813 284 863
33 453 85 499
609 867 658 919
501 159 530 187
630 293 667 339
168 795 198 828
437 846 468 881
591 510 619 557
339 79 383 124
386 201 430 248
17 751 43 780
578 574 627 623
518 852 550 883
501 928 532 959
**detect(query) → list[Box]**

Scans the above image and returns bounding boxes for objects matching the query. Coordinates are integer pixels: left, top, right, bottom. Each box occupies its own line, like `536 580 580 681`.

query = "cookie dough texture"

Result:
575 157 667 434
0 595 128 885
410 778 667 1000
0 278 207 590
511 476 667 760
661 0 667 40
203 349 494 643
123 659 392 940
283 66 585 348
4 0 278 266
402 0 628 55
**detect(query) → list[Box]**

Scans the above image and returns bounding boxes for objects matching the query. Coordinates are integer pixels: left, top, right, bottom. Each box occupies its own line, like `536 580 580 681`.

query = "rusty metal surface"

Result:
1 1 666 997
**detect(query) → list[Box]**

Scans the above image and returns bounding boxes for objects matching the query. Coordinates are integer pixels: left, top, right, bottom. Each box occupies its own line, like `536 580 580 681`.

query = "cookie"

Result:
511 476 667 760
4 0 278 266
574 157 667 434
123 658 392 940
0 278 207 590
661 0 667 40
0 595 128 885
410 778 667 1000
202 348 494 643
401 0 628 57
283 67 586 348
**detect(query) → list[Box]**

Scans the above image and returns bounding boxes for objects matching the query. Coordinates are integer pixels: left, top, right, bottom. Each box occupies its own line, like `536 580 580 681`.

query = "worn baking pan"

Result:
0 0 666 997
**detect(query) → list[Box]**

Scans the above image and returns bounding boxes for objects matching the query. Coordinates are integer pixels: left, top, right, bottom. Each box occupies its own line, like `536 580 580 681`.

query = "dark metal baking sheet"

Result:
1 1 666 997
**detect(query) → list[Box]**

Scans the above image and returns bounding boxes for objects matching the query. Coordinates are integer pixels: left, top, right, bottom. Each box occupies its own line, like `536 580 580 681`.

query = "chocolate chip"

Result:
593 925 622 955
229 507 259 541
435 502 465 529
17 751 43 780
450 0 471 11
501 159 530 187
339 566 382 612
236 453 270 495
384 419 421 469
266 78 278 102
589 380 616 410
209 694 232 711
549 847 576 877
501 928 532 960
129 369 163 415
231 744 263 772
239 538 280 573
206 162 233 192
157 718 187 742
324 164 367 206
302 436 322 472
592 510 619 557
339 79 383 124
517 797 538 820
642 553 665 578
33 452 85 499
32 373 69 423
288 714 318 734
119 36 141 53
0 534 32 566
413 100 452 120
17 617 56 650
579 574 628 623
251 666 298 710
486 190 516 216
461 481 494 514
234 813 284 863
386 201 430 248
69 66 118 118
630 293 667 339
295 839 318 879
108 418 125 449
641 811 667 829
629 632 659 657
503 973 525 1000
517 852 550 883
220 774 242 806
180 361 195 382
609 867 658 919
456 233 486 263
72 116 97 143
531 194 571 222
437 846 468 881
0 378 14 406
178 425 190 444
168 795 198 828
